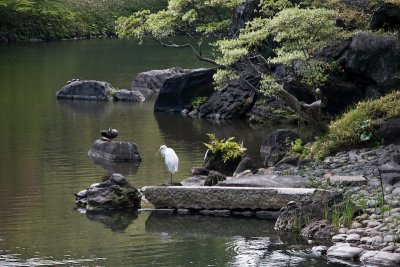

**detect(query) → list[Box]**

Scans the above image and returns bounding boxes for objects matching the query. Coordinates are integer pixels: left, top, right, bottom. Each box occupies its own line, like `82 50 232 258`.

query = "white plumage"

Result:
157 145 179 182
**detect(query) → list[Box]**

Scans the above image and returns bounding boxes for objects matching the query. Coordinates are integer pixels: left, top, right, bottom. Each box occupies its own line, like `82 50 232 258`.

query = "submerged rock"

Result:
113 89 145 102
56 80 114 101
75 173 141 211
88 140 142 162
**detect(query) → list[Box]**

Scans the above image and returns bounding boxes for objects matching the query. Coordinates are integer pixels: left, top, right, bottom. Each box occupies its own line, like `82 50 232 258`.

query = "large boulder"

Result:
260 129 301 167
131 68 192 98
75 173 142 211
346 32 400 90
88 140 142 162
199 59 259 119
56 80 114 101
154 68 215 112
371 3 400 31
378 118 400 145
198 78 255 119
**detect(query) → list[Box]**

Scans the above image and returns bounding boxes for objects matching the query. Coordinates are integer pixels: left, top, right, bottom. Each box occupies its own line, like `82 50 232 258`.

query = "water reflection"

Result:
145 212 279 238
90 157 140 176
85 209 139 233
57 99 113 119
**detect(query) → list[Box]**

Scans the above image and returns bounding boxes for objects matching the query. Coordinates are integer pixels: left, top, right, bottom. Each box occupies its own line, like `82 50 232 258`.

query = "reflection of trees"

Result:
85 209 138 233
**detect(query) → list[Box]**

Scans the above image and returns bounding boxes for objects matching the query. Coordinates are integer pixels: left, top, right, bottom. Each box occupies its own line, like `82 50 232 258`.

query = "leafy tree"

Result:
116 0 343 132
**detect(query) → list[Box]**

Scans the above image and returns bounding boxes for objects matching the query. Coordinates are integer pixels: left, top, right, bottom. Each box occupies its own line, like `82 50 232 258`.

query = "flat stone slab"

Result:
88 140 142 162
141 186 337 210
217 174 309 187
324 174 367 186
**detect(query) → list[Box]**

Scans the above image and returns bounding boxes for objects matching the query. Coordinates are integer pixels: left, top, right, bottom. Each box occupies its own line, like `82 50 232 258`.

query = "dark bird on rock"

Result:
101 127 118 141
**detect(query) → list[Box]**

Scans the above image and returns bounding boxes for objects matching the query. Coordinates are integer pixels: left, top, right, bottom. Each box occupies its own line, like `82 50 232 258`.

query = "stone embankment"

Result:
268 144 400 266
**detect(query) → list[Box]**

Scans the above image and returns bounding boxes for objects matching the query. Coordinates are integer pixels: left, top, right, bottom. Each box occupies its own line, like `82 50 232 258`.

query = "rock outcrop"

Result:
75 173 141 211
88 140 142 162
131 68 192 98
371 3 400 31
56 80 114 101
154 68 215 112
260 129 301 167
378 118 400 145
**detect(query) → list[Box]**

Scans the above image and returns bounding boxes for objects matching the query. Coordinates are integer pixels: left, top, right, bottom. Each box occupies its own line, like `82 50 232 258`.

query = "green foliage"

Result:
311 91 400 159
203 133 246 163
116 0 238 40
213 69 239 90
191 96 208 109
0 0 167 41
289 139 310 158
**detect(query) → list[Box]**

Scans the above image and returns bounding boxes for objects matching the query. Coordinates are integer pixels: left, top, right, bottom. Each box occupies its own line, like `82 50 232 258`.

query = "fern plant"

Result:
204 133 246 163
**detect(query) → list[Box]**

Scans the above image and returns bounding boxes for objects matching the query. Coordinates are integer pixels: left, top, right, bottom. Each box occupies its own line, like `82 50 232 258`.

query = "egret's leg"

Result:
170 173 173 183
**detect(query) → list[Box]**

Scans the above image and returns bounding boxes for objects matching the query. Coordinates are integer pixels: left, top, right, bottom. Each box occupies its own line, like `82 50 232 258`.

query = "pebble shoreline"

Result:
277 144 400 265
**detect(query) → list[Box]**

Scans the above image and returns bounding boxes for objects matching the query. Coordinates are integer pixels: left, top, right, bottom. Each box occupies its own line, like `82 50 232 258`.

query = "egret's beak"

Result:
156 147 161 156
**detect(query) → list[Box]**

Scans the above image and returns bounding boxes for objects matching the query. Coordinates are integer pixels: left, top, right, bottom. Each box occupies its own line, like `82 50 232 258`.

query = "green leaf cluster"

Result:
203 133 246 163
191 96 208 109
289 138 310 158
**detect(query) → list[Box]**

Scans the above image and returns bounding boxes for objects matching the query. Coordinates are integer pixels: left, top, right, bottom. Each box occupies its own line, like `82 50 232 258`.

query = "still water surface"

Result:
0 39 350 266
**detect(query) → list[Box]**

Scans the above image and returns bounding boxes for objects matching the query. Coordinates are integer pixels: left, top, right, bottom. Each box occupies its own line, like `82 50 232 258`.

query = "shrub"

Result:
310 91 400 158
191 96 208 109
289 138 310 158
203 133 246 163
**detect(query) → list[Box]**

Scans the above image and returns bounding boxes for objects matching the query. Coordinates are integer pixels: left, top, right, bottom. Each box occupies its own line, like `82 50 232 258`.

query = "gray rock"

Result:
371 3 400 31
154 68 215 112
56 80 114 101
346 233 361 242
378 118 400 145
312 245 328 255
142 186 337 211
326 174 367 186
217 174 309 188
347 32 400 89
233 157 257 177
113 89 145 102
332 234 347 242
204 171 226 186
88 140 142 162
75 173 141 211
132 68 191 98
327 243 364 260
360 251 400 266
260 129 301 167
198 63 256 120
180 176 207 186
301 220 337 240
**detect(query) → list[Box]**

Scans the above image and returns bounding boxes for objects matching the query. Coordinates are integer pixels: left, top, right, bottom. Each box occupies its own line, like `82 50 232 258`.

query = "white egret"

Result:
156 145 179 183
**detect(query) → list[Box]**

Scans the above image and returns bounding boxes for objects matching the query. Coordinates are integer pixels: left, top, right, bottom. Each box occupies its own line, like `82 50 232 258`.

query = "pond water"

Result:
0 39 350 266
